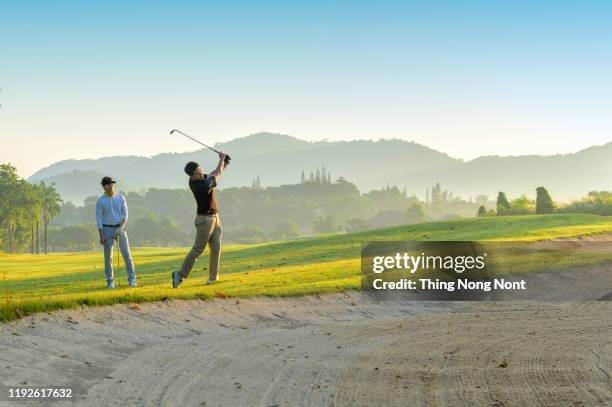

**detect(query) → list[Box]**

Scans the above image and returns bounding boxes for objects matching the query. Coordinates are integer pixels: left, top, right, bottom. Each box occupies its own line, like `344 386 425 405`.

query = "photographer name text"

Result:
372 278 526 291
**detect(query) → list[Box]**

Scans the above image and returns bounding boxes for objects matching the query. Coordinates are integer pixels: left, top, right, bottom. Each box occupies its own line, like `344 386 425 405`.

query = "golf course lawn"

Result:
1 213 611 322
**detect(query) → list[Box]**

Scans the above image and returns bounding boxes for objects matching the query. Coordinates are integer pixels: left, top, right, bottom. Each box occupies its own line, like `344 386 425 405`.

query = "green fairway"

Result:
1 214 611 322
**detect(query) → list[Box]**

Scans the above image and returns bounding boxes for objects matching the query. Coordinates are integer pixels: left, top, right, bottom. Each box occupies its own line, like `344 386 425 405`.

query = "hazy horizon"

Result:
16 132 610 179
2 1 612 177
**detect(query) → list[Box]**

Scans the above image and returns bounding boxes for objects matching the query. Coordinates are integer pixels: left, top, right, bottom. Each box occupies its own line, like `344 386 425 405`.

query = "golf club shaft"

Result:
172 129 220 154
116 234 120 287
171 129 231 164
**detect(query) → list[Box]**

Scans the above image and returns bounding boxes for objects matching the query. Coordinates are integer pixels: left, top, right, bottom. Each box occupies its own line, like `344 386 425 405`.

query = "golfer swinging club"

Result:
96 176 137 288
172 152 227 288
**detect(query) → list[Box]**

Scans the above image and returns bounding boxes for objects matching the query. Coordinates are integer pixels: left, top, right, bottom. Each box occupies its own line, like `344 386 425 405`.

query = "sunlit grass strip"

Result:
0 259 359 322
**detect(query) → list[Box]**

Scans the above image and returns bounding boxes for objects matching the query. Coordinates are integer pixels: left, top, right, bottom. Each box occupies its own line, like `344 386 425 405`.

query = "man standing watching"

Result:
172 152 227 288
96 176 136 288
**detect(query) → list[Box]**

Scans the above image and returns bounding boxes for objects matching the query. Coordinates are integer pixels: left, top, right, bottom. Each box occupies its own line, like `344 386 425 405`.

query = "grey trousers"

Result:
179 214 222 280
103 226 136 282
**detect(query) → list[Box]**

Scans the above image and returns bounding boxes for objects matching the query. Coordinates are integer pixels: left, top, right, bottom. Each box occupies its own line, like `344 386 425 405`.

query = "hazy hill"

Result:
30 133 459 203
381 142 612 201
28 132 611 203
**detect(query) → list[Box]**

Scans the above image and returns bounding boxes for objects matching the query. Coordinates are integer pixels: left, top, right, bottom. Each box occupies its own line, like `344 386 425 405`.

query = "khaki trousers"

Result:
179 214 222 280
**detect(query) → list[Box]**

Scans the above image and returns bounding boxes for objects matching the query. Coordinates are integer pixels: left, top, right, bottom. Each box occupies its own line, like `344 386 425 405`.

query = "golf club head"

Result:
170 129 177 135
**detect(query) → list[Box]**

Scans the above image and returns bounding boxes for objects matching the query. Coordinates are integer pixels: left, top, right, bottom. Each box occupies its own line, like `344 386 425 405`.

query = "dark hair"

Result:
184 161 199 176
101 176 116 185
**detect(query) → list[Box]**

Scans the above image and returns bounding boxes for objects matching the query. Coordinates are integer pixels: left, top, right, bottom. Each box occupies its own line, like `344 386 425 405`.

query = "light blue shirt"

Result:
96 193 128 229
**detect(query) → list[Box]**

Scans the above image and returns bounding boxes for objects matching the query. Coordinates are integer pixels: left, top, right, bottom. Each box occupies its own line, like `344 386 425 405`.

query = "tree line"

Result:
0 164 63 254
476 187 612 217
4 161 609 253
45 174 486 250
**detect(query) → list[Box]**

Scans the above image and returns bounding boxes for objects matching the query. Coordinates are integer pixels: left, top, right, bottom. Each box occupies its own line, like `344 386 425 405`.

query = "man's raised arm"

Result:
209 152 227 181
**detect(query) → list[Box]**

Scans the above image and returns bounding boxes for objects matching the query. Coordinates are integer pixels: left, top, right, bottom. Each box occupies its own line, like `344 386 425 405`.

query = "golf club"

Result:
115 232 121 288
170 129 231 165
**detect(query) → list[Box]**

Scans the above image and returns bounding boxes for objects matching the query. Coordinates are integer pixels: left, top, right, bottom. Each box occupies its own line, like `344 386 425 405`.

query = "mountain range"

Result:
28 132 612 204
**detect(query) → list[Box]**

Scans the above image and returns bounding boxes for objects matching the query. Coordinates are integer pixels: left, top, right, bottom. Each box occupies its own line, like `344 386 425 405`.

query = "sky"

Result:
1 0 611 177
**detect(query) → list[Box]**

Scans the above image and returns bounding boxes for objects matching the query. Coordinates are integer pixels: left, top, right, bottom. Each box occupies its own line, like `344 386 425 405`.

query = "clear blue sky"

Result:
1 0 611 177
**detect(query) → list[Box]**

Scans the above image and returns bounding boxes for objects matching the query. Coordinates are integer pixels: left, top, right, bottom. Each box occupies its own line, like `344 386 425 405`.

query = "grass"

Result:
1 213 611 322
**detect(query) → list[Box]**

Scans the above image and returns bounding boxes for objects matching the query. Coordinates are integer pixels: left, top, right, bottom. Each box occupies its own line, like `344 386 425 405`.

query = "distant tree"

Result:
40 182 63 254
508 195 535 215
131 214 161 245
230 226 268 244
496 192 511 215
25 182 44 254
442 190 449 202
315 168 321 184
23 179 44 253
535 187 554 214
309 172 315 183
363 185 416 212
270 221 300 240
558 191 612 216
300 170 306 184
474 194 489 206
477 205 487 217
0 164 53 253
429 182 444 216
346 218 369 233
431 183 442 202
159 216 188 246
251 175 262 190
48 223 98 251
405 203 429 224
335 176 348 184
313 214 340 234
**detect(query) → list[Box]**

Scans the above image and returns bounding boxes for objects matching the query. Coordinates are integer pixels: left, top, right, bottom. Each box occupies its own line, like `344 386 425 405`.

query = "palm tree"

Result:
39 182 62 254
0 165 60 254
1 168 32 253
0 164 18 253
23 182 43 254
